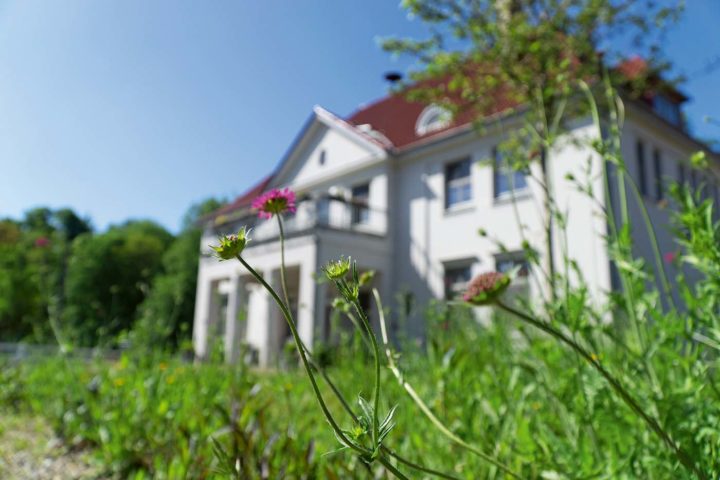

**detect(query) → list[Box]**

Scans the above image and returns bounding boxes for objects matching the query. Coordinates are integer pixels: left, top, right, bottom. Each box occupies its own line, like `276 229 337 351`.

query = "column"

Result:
223 274 241 364
297 263 316 350
192 274 212 360
245 281 271 367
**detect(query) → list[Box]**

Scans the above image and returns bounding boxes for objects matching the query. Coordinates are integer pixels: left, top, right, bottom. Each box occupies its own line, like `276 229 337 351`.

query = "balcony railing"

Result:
211 195 386 244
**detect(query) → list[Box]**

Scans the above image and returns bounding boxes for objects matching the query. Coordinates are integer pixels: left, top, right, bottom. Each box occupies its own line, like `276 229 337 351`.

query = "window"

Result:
351 183 370 224
496 252 530 279
677 162 686 186
416 105 452 136
636 140 647 196
443 264 472 300
652 148 663 201
653 94 682 127
319 150 326 166
493 147 527 198
445 158 472 208
690 169 698 191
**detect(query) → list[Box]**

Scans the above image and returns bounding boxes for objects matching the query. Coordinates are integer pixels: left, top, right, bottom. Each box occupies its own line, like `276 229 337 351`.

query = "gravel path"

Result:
0 411 106 480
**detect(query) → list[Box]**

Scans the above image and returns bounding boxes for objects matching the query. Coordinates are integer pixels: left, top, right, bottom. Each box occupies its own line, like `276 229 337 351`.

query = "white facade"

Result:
193 98 719 365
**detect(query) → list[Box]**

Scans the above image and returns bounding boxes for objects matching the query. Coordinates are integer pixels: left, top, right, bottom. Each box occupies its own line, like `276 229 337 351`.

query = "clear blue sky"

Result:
1 1 718 233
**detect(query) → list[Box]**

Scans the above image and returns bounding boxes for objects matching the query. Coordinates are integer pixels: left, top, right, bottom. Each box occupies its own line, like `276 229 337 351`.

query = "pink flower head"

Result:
34 236 50 248
664 251 677 264
463 271 510 306
252 188 296 219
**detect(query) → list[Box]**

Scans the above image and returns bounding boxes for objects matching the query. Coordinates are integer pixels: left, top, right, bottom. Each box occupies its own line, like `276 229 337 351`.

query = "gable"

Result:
269 107 388 191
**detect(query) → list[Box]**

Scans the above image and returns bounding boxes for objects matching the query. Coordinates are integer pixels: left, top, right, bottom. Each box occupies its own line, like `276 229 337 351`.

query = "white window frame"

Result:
415 104 452 136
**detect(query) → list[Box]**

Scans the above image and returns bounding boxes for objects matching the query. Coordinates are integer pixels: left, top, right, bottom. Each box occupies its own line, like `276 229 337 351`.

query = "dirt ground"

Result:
0 411 105 480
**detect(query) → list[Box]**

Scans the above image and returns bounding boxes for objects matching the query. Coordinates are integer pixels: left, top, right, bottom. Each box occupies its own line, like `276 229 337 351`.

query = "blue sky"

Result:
1 1 718 233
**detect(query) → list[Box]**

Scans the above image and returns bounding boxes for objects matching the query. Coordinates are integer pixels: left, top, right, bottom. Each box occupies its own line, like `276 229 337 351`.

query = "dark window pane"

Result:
653 149 663 201
351 183 370 224
444 264 472 299
637 140 647 196
445 159 472 208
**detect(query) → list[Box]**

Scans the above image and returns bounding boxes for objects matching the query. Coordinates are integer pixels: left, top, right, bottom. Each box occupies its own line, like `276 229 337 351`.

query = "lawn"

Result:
2 301 715 479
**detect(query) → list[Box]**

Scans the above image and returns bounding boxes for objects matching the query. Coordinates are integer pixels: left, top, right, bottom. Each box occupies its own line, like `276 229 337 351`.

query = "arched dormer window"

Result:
415 104 452 136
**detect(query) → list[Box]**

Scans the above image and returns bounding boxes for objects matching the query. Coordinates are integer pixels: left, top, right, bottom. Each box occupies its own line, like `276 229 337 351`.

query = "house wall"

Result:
390 120 613 335
194 99 720 364
620 107 720 307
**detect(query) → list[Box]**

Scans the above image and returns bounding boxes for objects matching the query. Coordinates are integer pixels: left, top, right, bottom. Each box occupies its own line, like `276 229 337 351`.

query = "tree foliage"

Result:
132 197 224 351
62 220 172 346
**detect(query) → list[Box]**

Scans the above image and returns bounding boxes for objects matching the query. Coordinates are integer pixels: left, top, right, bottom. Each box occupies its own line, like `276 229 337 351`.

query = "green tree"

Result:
0 219 44 341
63 220 172 346
133 198 224 352
0 208 93 343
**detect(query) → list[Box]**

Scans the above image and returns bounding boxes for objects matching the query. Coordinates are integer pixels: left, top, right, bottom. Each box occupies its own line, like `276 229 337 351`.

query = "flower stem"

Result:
276 216 292 309
373 289 522 479
351 296 382 451
494 299 705 480
300 336 458 479
235 255 370 457
377 455 410 480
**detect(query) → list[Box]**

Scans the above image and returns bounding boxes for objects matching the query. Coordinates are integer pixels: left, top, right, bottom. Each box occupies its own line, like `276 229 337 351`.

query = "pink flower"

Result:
663 251 677 264
463 272 510 306
251 188 296 219
34 236 50 248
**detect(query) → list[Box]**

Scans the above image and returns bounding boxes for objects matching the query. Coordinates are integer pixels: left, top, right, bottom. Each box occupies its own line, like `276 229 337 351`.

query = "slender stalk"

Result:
495 300 705 480
579 79 662 392
624 173 678 312
350 296 381 451
303 339 459 479
276 216 292 309
378 456 410 480
373 289 523 479
382 449 461 480
235 255 370 457
273 216 415 478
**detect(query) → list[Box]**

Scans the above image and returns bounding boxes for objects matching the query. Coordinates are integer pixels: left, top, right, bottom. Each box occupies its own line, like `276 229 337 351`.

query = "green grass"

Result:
2 302 716 479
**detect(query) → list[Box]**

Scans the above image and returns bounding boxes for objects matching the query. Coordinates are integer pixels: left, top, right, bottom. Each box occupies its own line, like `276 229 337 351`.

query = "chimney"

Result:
384 72 403 84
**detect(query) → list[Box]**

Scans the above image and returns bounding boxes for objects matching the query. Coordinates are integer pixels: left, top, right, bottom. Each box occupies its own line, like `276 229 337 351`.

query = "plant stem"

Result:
351 295 381 451
373 289 523 479
299 338 459 479
494 300 705 480
378 455 410 480
235 255 370 458
276 216 292 309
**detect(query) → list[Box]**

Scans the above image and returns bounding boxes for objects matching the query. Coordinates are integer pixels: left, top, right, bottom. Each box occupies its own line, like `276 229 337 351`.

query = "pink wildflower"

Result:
463 272 510 306
251 188 296 219
663 251 677 264
34 236 50 248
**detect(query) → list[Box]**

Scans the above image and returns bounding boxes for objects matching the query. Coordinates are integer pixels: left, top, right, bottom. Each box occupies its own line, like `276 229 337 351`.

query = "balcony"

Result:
211 195 387 245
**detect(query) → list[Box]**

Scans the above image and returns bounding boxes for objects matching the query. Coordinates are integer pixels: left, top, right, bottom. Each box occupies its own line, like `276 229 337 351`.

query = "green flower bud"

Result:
358 270 375 287
323 257 351 280
210 227 250 261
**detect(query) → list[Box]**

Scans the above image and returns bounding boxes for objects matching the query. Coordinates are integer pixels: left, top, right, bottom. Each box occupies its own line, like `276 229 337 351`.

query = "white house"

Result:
192 62 720 365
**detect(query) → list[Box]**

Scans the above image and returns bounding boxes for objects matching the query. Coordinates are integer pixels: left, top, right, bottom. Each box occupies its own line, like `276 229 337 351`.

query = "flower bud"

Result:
210 227 250 261
463 272 510 306
323 257 351 280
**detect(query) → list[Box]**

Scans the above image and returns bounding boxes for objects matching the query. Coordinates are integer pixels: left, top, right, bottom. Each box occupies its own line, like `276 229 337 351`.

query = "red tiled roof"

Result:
617 56 648 80
209 175 272 220
347 86 518 150
211 56 688 221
